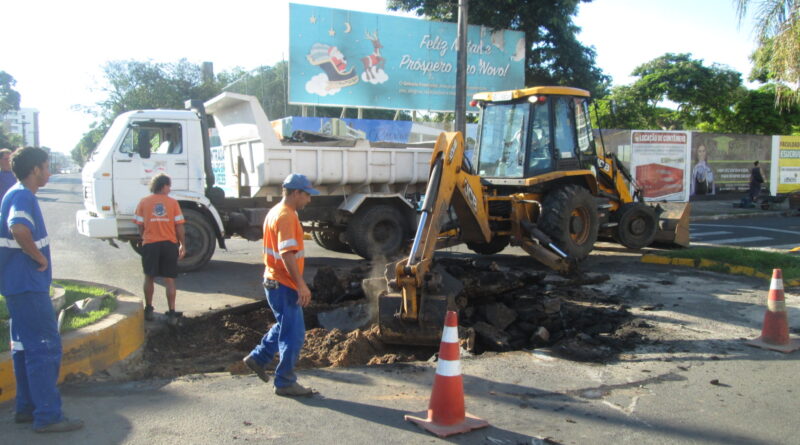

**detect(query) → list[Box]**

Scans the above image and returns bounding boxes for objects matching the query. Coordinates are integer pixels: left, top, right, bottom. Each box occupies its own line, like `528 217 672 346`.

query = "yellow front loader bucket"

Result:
652 202 691 247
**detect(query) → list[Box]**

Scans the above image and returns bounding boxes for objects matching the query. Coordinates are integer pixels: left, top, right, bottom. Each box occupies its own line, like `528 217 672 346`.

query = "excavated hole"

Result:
134 258 653 380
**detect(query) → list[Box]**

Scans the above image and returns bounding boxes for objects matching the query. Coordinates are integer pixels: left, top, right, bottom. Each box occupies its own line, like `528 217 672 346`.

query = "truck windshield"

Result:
477 103 528 178
120 123 183 155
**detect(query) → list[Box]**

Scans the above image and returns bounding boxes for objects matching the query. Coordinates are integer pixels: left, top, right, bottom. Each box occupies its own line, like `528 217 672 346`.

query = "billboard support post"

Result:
455 0 468 136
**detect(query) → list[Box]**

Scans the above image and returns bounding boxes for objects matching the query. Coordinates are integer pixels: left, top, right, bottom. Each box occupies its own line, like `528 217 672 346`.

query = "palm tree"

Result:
736 0 800 105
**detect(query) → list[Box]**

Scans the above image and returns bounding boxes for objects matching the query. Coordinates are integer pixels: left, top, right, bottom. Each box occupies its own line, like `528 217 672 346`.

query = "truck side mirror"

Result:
139 143 151 159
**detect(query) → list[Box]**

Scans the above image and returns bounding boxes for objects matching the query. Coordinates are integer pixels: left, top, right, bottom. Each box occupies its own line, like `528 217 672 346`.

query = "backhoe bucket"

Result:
374 265 463 346
652 202 691 247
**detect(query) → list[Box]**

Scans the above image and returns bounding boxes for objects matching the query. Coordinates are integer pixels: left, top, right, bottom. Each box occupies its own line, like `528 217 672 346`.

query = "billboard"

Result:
630 131 691 202
692 133 771 195
770 135 800 195
289 4 525 111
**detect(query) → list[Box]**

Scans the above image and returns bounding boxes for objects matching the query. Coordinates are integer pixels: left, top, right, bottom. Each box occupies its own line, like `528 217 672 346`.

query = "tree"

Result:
722 84 800 134
387 0 609 96
593 53 744 130
0 71 21 115
737 1 799 105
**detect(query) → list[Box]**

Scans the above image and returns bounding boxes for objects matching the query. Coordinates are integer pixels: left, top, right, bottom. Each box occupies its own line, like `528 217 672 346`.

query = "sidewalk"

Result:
688 198 796 221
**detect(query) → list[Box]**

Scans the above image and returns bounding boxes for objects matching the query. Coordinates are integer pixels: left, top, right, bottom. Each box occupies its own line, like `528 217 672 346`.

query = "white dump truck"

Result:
76 92 433 271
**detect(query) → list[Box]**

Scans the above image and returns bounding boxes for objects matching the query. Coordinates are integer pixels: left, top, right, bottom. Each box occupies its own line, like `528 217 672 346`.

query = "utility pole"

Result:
454 0 468 136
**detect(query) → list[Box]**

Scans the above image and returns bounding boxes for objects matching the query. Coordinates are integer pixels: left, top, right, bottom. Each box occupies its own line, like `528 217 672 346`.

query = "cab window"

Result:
574 98 594 155
477 103 528 178
119 123 183 155
527 101 552 173
553 97 577 160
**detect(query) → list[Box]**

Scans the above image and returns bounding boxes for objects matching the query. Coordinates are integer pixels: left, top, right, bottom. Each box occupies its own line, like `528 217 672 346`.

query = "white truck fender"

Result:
338 193 416 215
169 191 226 237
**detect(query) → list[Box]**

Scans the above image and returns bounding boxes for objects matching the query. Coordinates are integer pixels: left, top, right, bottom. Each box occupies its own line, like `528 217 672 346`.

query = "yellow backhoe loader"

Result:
377 86 690 345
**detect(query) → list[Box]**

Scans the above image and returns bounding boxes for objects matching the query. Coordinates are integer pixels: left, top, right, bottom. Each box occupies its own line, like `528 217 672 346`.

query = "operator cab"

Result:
472 86 596 181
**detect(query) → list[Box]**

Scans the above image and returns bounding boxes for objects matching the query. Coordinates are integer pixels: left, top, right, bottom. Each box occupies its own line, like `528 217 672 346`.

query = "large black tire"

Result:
178 208 216 273
467 236 510 255
346 205 408 260
311 229 351 253
539 185 598 260
612 203 657 249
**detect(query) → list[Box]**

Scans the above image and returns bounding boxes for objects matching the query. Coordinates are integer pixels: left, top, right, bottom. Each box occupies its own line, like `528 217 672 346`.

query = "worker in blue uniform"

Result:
0 147 83 433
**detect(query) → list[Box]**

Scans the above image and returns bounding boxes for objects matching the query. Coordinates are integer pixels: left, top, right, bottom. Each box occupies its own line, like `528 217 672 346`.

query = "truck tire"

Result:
467 236 509 255
539 185 598 260
311 230 351 253
612 203 657 249
178 208 216 273
346 204 408 260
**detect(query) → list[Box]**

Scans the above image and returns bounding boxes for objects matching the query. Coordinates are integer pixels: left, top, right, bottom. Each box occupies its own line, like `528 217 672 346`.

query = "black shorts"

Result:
141 241 179 278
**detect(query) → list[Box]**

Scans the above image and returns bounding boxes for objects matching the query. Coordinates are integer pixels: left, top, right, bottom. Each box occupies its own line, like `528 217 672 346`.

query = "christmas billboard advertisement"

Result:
289 4 525 111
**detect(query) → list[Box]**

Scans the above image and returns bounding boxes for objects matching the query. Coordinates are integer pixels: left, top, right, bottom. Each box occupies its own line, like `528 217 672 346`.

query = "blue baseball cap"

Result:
282 173 320 195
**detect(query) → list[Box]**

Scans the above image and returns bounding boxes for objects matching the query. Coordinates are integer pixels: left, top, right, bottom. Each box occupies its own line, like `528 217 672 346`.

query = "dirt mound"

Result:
135 257 653 380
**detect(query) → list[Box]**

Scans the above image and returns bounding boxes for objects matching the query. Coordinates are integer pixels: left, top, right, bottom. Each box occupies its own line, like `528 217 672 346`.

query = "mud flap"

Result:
653 202 691 247
377 265 463 346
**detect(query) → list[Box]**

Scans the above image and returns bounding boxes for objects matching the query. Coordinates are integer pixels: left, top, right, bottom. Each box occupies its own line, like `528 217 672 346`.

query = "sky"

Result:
3 0 758 154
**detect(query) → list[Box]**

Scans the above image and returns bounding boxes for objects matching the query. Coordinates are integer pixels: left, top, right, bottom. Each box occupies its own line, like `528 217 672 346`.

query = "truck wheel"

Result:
346 205 408 260
612 203 657 249
311 230 351 253
178 208 216 273
467 236 509 255
539 185 598 260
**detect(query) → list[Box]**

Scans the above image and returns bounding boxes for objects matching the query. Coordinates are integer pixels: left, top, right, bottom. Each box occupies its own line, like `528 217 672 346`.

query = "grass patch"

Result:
659 247 800 280
0 281 116 353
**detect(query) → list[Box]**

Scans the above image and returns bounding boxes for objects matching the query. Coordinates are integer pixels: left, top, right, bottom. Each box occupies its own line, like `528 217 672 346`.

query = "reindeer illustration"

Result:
361 30 385 81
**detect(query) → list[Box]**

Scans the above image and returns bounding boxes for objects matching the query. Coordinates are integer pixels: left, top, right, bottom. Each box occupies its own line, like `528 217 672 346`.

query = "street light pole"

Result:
454 0 468 136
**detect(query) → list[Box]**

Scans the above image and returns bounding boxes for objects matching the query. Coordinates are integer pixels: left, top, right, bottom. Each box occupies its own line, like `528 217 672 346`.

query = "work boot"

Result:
144 305 155 321
14 412 33 424
274 382 314 397
166 310 183 327
243 355 270 383
34 417 84 433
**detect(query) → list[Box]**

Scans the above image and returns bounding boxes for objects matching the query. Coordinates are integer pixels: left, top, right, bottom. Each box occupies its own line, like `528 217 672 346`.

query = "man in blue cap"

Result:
243 173 320 396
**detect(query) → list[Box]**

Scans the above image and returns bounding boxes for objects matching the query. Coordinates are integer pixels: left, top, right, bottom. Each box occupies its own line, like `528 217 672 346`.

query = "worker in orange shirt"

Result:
243 173 318 397
134 173 186 325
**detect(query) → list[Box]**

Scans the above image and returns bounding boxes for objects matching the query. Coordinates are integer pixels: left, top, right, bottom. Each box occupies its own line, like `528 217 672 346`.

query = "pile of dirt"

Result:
136 257 652 380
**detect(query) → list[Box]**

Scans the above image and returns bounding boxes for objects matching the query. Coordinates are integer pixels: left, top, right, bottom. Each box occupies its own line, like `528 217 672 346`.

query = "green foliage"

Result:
387 0 609 96
0 71 21 115
720 85 800 134
593 53 744 130
0 281 114 353
659 246 800 280
737 1 800 105
0 126 22 149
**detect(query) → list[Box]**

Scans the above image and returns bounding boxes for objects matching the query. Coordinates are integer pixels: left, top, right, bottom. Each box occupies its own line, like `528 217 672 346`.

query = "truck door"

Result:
112 121 189 216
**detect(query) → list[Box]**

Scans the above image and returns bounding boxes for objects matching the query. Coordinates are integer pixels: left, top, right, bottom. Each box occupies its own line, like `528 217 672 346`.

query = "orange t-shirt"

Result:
263 202 305 290
134 194 185 245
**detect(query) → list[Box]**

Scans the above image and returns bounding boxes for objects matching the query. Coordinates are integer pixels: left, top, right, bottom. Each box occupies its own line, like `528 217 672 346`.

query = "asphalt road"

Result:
691 216 800 251
42 174 364 317
3 173 799 444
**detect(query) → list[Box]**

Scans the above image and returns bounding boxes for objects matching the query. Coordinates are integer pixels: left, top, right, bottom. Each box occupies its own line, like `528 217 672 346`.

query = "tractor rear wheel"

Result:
612 203 657 249
539 185 598 260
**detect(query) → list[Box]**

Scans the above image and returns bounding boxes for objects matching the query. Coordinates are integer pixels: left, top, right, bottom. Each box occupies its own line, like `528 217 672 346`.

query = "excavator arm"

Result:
379 132 492 344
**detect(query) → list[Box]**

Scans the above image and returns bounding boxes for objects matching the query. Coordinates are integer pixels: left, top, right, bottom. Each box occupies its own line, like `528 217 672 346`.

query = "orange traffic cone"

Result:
746 268 800 353
404 311 489 438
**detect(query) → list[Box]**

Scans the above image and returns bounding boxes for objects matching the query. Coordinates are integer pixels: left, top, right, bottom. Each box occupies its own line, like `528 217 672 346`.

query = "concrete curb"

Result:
641 253 800 286
0 284 144 403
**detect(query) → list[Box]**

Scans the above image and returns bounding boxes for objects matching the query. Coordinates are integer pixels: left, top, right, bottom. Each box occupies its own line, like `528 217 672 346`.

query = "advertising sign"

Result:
692 132 771 195
630 131 691 202
770 135 800 195
289 4 525 111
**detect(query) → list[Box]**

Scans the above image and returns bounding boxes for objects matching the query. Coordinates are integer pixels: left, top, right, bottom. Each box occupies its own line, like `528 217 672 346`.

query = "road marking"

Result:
690 231 732 239
692 223 800 236
696 236 772 245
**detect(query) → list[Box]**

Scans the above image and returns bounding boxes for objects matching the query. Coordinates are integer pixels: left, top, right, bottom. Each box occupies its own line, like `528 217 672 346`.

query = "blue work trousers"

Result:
249 283 305 388
5 291 63 427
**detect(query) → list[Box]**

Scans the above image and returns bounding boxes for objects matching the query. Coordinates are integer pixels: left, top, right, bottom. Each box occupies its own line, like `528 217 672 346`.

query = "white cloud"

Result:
305 73 341 96
361 68 389 84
